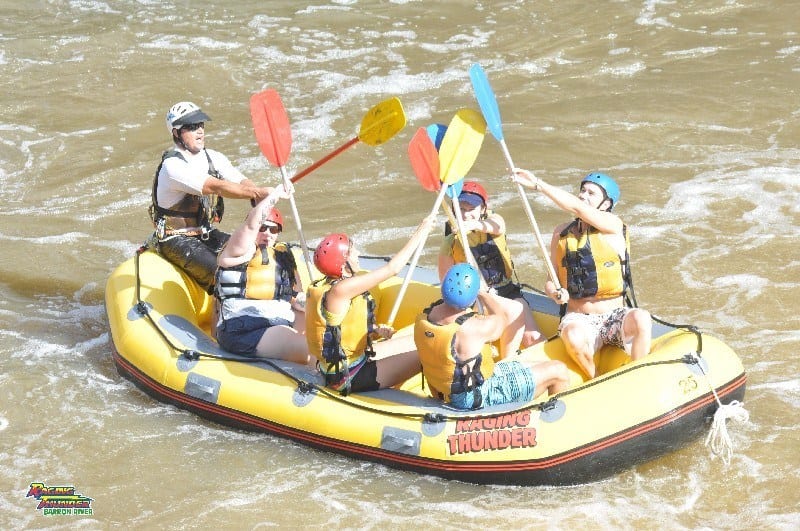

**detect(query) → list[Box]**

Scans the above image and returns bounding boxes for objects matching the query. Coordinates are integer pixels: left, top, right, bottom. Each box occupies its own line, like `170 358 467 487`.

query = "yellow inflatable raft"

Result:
105 249 746 486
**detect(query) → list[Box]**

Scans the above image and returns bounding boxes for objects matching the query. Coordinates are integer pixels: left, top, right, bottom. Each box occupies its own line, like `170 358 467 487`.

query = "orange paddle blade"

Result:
250 89 292 167
408 128 440 192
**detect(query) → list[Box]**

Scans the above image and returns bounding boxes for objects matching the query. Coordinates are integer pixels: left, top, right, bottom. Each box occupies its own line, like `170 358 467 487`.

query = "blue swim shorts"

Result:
216 315 292 356
449 360 536 410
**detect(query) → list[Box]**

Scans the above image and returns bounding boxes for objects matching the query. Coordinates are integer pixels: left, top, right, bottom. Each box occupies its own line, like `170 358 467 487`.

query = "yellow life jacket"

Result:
305 277 376 371
555 220 630 300
149 148 224 234
448 212 514 288
414 301 495 404
215 242 296 302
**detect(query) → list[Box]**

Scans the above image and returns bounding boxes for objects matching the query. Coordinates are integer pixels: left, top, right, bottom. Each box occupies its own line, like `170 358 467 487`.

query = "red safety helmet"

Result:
460 181 488 205
314 233 351 278
263 207 283 230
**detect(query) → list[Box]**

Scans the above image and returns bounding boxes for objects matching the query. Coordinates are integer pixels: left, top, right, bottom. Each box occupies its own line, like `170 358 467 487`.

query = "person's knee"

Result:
521 329 544 347
627 309 652 336
561 323 587 353
531 360 569 396
542 360 569 382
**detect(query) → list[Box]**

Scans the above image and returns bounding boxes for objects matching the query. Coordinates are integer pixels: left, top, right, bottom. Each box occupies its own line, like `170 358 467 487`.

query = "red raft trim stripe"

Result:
111 347 746 474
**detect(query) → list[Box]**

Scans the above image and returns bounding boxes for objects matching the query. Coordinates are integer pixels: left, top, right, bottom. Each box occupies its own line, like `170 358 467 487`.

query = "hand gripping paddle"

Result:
469 63 561 290
387 109 486 325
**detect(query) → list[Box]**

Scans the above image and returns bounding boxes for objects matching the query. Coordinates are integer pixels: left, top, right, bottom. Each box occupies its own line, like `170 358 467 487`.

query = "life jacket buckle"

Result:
155 218 166 240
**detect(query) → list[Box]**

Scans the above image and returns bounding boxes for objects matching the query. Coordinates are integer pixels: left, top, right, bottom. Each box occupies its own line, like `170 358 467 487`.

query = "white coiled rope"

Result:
705 399 750 465
692 353 750 465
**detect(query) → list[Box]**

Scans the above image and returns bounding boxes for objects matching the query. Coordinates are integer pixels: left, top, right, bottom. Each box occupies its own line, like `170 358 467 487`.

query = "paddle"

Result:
290 97 406 183
469 63 561 291
412 125 484 284
408 126 440 192
249 89 314 278
409 125 462 248
386 109 486 326
448 192 487 289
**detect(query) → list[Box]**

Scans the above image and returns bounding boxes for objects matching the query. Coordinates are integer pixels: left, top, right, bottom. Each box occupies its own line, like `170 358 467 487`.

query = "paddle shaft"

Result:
442 199 459 236
449 198 487 311
449 199 486 286
290 137 359 183
278 166 314 279
469 63 560 289
386 184 449 326
497 140 561 289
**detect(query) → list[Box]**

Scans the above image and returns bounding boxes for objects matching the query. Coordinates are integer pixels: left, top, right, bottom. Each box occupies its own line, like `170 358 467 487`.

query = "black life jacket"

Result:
149 148 225 233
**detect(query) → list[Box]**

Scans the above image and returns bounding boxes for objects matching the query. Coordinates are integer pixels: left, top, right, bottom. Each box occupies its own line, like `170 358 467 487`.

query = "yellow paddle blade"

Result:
438 108 486 185
358 97 406 146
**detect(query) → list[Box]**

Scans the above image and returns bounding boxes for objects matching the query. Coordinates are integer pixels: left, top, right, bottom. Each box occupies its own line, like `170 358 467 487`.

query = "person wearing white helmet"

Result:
513 168 652 380
150 101 271 293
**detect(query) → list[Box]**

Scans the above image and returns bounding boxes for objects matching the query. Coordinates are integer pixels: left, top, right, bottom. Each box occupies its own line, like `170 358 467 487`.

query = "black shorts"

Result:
495 281 523 300
216 315 293 356
325 358 379 393
349 359 379 392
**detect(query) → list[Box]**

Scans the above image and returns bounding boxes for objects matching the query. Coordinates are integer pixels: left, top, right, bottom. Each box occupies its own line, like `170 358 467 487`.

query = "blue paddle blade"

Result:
469 63 504 142
426 123 447 151
446 178 463 199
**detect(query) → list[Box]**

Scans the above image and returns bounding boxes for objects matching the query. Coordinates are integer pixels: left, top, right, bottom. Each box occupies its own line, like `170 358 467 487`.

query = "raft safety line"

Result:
688 351 750 465
650 310 748 464
651 313 703 356
131 247 726 425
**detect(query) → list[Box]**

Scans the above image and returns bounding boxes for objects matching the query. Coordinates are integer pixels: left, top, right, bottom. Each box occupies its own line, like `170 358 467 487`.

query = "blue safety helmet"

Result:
581 172 620 209
441 263 480 310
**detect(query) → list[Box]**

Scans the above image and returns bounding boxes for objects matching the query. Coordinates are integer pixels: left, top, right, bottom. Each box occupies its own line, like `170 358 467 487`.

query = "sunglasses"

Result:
180 122 204 132
259 224 281 234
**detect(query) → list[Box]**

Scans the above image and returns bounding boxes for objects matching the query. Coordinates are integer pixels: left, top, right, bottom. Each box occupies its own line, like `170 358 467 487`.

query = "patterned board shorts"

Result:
449 360 536 410
558 307 631 353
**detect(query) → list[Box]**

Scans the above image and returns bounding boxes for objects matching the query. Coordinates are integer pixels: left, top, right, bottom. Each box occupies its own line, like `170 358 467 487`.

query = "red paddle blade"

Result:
249 89 292 167
408 128 440 192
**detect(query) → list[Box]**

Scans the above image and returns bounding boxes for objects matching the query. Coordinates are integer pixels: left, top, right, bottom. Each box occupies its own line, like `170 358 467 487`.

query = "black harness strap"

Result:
150 149 224 229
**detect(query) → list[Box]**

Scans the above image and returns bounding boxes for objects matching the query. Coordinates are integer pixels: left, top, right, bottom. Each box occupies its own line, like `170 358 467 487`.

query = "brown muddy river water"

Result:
1 1 797 528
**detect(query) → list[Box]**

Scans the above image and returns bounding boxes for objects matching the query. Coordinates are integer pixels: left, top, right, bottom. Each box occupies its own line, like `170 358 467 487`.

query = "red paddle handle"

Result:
291 136 359 183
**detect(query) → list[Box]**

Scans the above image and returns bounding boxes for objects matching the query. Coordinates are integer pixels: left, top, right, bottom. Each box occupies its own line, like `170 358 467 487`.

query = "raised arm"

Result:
453 291 508 359
327 215 437 309
462 211 506 236
217 186 286 268
514 169 622 235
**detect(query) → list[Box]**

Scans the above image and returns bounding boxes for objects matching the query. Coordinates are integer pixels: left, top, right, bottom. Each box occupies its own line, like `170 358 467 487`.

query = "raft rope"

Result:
688 351 750 465
648 314 749 464
131 247 746 431
133 245 191 355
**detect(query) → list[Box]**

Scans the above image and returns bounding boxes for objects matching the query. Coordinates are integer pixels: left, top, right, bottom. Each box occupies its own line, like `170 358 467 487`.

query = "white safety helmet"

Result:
165 101 211 134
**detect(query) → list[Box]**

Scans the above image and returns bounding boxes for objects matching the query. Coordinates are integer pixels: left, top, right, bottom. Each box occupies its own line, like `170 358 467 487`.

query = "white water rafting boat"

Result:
105 248 746 486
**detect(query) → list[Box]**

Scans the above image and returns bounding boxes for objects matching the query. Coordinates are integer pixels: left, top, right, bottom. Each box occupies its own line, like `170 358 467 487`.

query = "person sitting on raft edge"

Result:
149 101 272 293
513 168 652 380
414 263 569 410
305 215 436 395
214 185 311 365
